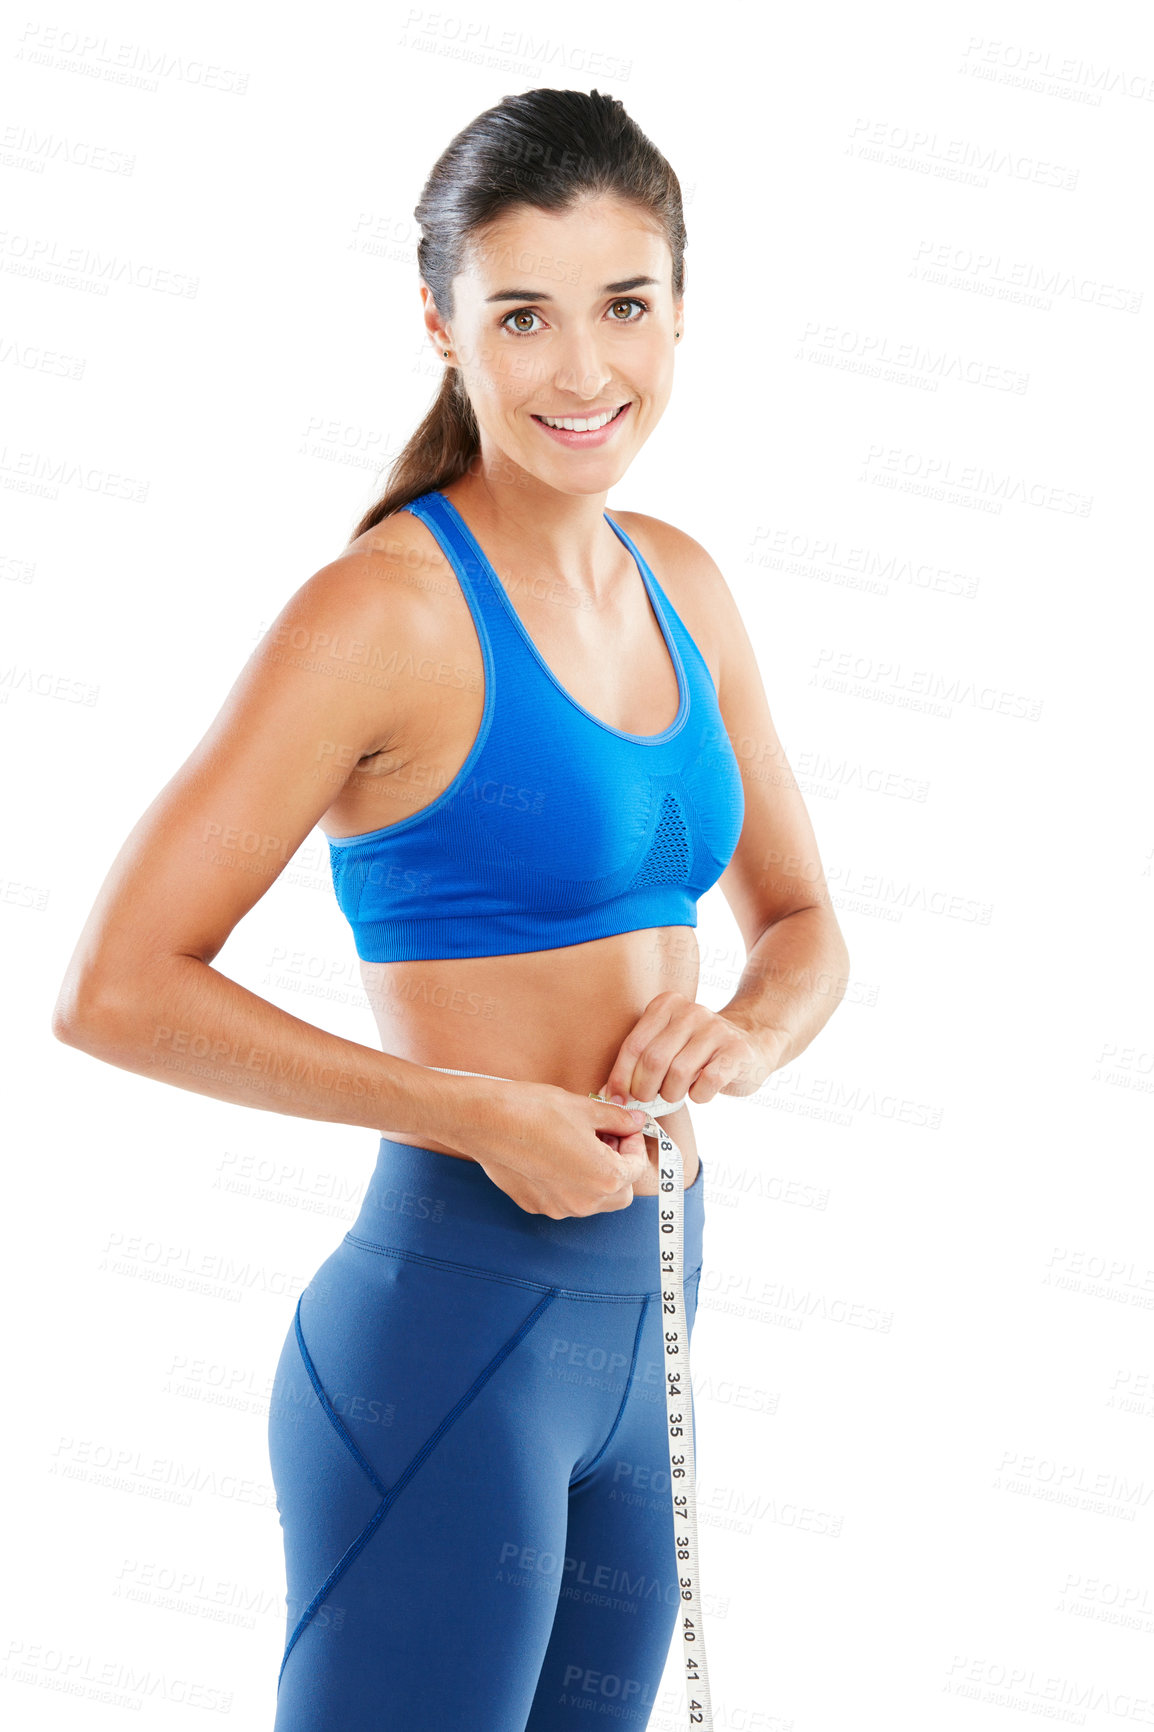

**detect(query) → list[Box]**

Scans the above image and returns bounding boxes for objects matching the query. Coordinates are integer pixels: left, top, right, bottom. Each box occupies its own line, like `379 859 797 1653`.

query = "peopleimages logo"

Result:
363 863 433 895
460 775 547 815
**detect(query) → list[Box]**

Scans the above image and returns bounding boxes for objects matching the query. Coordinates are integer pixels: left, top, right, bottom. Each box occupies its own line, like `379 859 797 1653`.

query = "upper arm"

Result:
55 549 414 1021
708 560 834 950
615 512 834 955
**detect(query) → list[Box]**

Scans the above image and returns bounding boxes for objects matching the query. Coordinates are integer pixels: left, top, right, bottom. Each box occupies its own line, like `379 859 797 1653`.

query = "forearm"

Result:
718 904 850 1071
55 954 484 1146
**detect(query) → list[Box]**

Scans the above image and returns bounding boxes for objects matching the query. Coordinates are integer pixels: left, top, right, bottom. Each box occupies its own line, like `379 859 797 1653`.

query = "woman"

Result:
53 88 849 1730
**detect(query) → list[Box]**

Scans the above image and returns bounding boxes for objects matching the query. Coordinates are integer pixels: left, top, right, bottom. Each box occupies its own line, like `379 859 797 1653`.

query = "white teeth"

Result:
538 405 623 432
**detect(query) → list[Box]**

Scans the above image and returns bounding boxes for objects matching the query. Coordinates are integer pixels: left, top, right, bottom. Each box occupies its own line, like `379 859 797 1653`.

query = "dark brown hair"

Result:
349 87 687 540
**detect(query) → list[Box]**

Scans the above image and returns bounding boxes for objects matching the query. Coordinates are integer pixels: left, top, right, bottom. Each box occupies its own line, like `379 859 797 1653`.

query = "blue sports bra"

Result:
325 489 745 962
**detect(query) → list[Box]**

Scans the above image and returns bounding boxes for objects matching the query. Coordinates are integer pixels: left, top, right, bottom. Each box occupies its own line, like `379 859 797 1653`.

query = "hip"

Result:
382 1110 698 1192
339 1133 705 1297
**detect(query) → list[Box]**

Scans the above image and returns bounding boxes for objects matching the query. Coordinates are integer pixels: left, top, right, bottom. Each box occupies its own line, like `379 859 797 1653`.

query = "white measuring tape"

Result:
427 1066 713 1731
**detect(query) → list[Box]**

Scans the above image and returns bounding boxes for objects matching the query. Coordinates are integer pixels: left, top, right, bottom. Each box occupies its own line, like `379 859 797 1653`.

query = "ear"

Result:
420 282 451 356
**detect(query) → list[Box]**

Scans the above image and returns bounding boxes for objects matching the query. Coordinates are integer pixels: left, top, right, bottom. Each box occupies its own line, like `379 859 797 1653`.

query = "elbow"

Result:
801 902 850 1015
51 973 126 1053
821 904 851 983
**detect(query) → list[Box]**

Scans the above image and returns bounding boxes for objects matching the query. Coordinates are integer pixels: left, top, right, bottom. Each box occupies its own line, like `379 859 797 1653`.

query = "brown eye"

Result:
500 308 545 336
608 298 648 323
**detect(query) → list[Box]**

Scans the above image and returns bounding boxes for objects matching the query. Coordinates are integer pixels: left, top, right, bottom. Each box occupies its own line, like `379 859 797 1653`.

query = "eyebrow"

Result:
483 275 661 304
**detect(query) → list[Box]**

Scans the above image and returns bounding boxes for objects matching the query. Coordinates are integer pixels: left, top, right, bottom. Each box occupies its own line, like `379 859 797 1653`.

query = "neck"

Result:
441 469 625 598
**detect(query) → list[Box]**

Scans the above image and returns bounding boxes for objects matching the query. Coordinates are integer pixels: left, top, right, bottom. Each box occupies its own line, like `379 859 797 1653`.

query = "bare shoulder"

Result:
321 503 457 618
239 503 472 771
284 505 465 680
606 508 744 689
342 500 441 568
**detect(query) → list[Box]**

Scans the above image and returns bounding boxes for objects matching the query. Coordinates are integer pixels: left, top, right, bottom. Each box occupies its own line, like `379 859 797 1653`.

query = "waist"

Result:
346 1135 705 1297
360 931 702 1096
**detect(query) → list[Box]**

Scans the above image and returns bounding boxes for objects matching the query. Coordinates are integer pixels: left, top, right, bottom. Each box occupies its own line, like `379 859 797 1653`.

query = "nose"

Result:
548 327 615 403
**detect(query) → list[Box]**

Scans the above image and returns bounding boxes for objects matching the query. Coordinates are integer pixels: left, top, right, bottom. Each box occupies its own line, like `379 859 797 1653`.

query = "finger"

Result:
637 1025 739 1108
591 1099 650 1138
598 1184 636 1214
605 1010 712 1105
618 1126 650 1150
687 1044 758 1102
688 1056 738 1102
600 992 691 1103
614 1127 653 1177
594 1129 650 1190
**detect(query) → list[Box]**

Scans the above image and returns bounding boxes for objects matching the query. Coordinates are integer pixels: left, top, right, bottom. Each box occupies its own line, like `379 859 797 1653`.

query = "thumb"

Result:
591 1096 650 1137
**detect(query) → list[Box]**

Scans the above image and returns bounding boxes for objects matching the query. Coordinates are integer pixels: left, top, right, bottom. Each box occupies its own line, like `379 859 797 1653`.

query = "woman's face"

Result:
424 194 684 497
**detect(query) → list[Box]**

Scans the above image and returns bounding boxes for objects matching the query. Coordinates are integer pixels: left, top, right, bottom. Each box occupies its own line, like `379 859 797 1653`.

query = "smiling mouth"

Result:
530 402 630 432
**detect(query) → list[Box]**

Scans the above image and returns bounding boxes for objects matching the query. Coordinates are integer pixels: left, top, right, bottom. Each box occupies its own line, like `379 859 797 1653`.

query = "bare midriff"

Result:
357 926 701 1192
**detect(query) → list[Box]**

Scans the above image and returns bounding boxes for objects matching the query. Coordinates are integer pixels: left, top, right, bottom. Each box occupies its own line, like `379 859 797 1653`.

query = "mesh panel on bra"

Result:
629 790 690 888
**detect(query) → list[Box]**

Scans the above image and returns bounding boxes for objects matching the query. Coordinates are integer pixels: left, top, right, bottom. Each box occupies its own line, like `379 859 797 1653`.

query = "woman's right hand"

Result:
460 1080 653 1218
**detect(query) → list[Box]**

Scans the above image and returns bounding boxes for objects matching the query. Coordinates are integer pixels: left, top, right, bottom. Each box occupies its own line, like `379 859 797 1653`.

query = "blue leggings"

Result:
267 1135 705 1730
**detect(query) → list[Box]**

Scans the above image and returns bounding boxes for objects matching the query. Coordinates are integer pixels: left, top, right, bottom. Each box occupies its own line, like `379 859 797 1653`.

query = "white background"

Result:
3 2 1152 1727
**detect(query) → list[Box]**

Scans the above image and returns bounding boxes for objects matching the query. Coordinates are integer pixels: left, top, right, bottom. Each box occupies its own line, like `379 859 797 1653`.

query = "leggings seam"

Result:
292 1296 387 1497
342 1229 677 1301
277 1285 560 1692
570 1292 650 1487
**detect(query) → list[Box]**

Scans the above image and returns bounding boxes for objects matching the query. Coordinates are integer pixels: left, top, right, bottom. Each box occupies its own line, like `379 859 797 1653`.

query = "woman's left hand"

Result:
596 991 784 1110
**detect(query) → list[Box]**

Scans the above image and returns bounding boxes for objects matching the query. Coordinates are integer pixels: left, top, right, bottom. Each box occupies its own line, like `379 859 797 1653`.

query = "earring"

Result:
675 331 681 340
443 348 450 357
